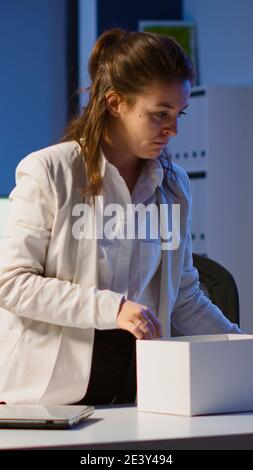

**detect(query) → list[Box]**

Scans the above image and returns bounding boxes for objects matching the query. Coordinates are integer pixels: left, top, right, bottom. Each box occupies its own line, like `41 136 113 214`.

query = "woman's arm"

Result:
0 156 123 330
171 171 243 335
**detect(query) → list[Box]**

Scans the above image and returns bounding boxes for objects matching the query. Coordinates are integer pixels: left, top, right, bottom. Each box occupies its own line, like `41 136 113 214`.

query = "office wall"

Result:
183 0 253 85
78 0 97 109
0 0 67 196
97 0 182 34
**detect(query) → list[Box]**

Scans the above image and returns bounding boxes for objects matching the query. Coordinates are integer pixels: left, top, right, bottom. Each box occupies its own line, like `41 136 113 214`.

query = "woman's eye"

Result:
155 112 167 118
153 110 187 120
155 111 187 119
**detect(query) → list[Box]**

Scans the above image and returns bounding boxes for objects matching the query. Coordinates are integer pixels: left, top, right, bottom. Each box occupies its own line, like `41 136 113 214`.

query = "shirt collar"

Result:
144 156 164 189
99 146 164 189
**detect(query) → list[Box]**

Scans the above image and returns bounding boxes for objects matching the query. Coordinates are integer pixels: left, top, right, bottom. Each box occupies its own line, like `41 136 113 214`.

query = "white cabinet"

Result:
168 86 253 332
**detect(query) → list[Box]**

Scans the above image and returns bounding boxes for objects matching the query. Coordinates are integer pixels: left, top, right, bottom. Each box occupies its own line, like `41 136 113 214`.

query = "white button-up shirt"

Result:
45 149 164 401
98 148 164 315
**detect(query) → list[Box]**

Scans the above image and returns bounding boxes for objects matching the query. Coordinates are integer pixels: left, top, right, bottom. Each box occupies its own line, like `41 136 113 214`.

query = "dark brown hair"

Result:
60 28 195 201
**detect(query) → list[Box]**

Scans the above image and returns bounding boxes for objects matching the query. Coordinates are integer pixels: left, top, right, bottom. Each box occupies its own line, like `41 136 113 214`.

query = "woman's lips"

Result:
153 141 169 145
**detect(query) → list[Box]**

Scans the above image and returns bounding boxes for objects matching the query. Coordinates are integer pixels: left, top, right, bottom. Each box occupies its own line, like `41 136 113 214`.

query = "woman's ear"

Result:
105 91 123 117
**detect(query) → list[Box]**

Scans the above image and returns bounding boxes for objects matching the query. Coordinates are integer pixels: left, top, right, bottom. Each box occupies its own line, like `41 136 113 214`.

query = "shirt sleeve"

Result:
171 170 244 335
0 155 123 330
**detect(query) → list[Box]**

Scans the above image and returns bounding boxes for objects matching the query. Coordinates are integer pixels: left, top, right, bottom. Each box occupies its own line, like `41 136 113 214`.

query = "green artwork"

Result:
143 25 192 58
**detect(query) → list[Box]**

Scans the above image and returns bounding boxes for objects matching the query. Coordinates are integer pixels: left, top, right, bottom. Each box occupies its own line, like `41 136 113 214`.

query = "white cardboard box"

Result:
137 334 253 416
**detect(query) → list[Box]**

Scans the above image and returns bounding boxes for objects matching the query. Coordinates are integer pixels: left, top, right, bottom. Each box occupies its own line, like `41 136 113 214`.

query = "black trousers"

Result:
75 329 137 406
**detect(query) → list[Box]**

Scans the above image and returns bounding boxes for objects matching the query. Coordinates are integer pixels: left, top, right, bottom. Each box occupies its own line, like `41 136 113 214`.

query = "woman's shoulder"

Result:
16 140 82 174
16 139 83 185
14 140 84 204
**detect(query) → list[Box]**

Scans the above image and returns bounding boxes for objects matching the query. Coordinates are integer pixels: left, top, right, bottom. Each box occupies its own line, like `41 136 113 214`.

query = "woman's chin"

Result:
140 148 162 158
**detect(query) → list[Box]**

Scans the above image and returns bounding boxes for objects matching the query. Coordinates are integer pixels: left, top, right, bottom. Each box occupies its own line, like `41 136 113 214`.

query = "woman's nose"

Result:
163 121 178 137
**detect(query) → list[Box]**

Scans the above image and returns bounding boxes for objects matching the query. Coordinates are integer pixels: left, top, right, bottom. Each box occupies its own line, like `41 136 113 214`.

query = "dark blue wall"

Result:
97 0 182 34
0 0 67 196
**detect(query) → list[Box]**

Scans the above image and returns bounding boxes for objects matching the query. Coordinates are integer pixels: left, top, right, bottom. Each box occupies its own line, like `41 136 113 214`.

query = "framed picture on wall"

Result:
138 20 198 86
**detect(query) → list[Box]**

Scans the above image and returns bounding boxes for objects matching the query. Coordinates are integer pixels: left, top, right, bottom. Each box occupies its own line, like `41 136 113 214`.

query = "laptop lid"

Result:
0 404 94 429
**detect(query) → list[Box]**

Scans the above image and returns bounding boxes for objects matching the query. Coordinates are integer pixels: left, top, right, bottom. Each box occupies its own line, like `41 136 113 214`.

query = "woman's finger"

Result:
140 308 162 338
141 316 157 337
135 318 155 339
148 313 162 337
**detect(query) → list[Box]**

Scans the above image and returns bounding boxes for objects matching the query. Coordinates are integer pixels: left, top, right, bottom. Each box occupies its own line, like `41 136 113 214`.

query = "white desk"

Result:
1 405 253 450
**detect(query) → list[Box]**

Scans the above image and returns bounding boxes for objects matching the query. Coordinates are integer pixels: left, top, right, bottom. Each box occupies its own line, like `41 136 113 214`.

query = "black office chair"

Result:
192 253 240 326
171 253 240 337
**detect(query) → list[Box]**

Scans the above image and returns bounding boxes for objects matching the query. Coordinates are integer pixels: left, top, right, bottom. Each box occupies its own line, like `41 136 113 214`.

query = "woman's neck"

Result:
100 133 145 194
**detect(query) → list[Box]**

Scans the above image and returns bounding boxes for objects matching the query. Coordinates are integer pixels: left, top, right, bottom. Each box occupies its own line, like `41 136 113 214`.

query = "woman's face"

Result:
106 80 191 161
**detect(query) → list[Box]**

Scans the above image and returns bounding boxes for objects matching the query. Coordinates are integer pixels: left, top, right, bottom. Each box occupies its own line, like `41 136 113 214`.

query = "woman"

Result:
0 29 242 406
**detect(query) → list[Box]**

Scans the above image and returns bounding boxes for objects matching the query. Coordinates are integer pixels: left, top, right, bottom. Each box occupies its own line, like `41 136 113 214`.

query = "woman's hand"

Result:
116 298 162 339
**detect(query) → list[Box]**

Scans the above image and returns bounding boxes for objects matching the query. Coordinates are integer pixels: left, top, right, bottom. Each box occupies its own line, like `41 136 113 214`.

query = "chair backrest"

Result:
171 254 240 337
192 253 240 326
